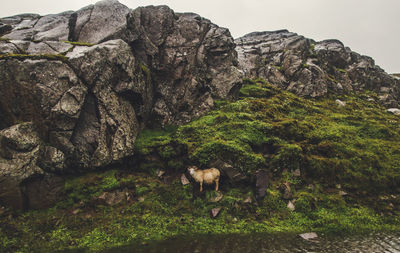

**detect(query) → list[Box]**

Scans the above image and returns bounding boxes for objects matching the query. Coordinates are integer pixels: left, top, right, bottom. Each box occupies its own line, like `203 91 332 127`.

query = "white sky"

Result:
1 0 399 73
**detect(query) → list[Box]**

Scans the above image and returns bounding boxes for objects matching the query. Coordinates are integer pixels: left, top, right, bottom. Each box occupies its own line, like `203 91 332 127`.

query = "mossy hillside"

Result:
2 79 400 252
1 170 399 252
162 79 400 196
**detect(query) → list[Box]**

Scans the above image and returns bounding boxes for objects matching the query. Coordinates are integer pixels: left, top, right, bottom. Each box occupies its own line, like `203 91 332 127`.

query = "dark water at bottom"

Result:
106 232 400 253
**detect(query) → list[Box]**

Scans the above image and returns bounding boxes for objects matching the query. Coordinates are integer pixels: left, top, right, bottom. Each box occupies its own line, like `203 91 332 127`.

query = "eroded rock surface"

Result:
0 0 241 180
235 30 400 106
0 123 64 209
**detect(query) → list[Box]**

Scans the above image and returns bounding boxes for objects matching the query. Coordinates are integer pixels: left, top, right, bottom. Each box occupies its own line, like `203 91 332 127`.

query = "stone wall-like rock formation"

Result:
0 0 242 209
235 30 400 107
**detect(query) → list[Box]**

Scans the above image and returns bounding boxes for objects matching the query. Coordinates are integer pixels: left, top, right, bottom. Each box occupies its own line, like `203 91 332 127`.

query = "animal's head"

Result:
187 166 198 174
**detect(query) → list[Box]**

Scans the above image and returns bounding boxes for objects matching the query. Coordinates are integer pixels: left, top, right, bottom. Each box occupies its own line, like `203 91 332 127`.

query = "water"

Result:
106 232 400 253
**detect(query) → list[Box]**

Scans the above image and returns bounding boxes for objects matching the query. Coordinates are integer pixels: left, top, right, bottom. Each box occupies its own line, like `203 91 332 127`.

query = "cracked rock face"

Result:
0 40 149 170
0 0 242 179
125 7 242 125
0 123 65 209
235 30 400 106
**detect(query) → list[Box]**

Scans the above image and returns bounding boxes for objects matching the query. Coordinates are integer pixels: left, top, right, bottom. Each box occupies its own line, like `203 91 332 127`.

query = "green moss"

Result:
0 53 68 61
336 67 347 73
0 37 10 43
62 40 95 46
139 63 150 78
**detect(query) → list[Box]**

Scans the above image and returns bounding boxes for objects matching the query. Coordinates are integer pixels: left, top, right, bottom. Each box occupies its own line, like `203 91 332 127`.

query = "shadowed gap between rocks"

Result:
119 90 144 123
70 93 100 160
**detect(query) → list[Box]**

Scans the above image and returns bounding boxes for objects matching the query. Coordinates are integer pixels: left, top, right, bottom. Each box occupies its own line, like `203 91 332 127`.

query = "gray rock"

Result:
210 207 222 218
38 146 66 173
96 188 131 206
211 160 247 182
0 39 148 170
388 108 400 115
181 173 190 185
280 182 292 200
33 12 72 41
255 169 269 200
0 23 12 35
125 6 242 125
299 232 318 241
335 99 346 107
71 0 130 43
287 200 295 211
235 30 400 105
0 123 43 209
65 39 147 168
0 41 20 54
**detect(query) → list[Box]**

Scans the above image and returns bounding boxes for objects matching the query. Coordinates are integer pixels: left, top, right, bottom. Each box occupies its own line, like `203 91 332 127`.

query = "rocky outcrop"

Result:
124 7 242 125
235 30 400 107
1 0 242 126
0 0 241 172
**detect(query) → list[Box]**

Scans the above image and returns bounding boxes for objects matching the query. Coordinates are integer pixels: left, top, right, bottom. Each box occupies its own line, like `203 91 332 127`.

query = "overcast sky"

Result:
1 0 399 73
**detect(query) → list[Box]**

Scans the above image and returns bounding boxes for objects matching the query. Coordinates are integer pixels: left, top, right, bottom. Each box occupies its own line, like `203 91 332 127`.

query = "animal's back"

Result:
203 168 220 184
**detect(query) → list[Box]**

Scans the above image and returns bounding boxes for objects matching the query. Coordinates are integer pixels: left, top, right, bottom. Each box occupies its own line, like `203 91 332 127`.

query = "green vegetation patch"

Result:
1 171 399 252
0 37 10 43
62 40 96 47
0 53 68 61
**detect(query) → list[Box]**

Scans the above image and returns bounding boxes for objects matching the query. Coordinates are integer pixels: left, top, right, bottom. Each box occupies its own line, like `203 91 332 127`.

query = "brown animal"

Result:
187 166 220 192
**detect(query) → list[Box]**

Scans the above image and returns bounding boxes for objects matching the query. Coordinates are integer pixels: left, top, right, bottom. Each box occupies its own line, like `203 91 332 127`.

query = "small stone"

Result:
335 99 346 107
255 169 269 200
157 170 165 178
243 196 252 204
180 174 190 185
210 192 224 202
292 169 301 177
287 200 295 211
387 108 400 115
210 207 222 218
280 182 292 200
299 232 318 241
339 190 348 196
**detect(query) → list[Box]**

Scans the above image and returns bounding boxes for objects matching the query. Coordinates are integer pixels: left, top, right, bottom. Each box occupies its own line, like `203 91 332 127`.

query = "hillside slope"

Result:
1 79 400 252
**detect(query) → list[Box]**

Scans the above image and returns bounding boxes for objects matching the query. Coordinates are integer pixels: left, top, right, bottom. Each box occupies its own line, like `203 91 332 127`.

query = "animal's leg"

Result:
200 181 203 192
215 178 219 191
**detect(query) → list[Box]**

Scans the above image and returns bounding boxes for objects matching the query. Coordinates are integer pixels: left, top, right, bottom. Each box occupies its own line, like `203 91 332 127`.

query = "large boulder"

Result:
125 7 242 125
63 39 148 168
0 39 149 170
0 122 64 209
69 0 130 43
235 30 400 106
